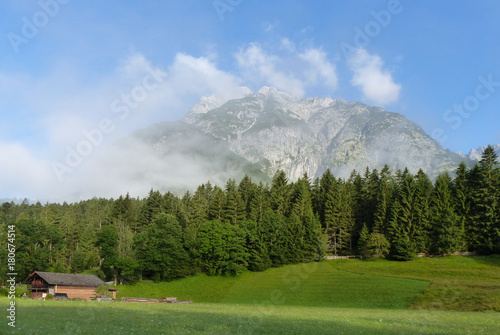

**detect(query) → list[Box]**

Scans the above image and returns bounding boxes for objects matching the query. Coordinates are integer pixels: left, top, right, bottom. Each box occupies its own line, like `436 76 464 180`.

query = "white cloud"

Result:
236 43 338 97
236 43 305 97
280 38 295 52
299 48 338 91
0 142 55 199
348 48 401 106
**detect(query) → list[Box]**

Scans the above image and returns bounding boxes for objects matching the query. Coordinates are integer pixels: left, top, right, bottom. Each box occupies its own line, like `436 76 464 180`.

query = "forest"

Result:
1 145 499 285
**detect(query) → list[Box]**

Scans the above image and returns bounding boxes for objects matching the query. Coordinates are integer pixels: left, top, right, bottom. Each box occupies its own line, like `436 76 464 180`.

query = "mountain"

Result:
459 144 500 161
126 87 470 187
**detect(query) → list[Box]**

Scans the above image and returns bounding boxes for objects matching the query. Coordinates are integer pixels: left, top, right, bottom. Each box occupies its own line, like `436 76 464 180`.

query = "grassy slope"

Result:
1 299 498 335
111 256 500 311
111 261 429 309
331 255 500 311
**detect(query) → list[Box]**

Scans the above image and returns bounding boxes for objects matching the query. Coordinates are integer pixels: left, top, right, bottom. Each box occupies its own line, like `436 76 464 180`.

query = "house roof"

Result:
24 272 106 287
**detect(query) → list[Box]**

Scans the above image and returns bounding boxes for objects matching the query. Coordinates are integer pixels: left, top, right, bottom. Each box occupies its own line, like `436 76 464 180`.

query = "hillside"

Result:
109 255 500 311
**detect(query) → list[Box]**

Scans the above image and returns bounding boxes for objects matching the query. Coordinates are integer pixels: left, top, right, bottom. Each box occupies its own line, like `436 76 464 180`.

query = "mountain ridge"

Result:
169 87 468 181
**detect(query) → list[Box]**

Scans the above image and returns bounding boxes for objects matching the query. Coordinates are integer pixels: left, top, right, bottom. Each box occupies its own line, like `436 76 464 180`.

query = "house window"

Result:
49 288 55 295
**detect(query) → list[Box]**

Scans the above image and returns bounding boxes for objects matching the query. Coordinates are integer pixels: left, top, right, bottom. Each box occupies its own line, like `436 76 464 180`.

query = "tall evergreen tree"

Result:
270 170 290 218
324 181 354 254
290 173 314 222
208 186 226 221
453 161 471 250
249 182 270 222
430 173 463 255
223 179 246 225
389 173 417 260
469 145 500 252
373 165 394 234
314 169 335 229
414 169 433 253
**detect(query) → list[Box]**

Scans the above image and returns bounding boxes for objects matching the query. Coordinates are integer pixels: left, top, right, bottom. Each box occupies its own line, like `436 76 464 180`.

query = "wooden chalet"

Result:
23 271 106 300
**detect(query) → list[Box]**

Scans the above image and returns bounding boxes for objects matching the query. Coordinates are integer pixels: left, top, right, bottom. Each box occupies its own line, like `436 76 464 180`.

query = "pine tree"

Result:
190 185 210 228
389 174 417 260
373 165 394 234
290 173 314 222
260 210 287 266
388 199 414 260
208 186 226 221
241 220 272 271
270 170 290 218
324 181 354 255
430 173 462 255
453 162 470 250
223 179 246 225
313 169 335 228
249 182 270 222
238 175 256 218
138 189 163 230
414 169 433 253
357 223 370 257
469 145 500 252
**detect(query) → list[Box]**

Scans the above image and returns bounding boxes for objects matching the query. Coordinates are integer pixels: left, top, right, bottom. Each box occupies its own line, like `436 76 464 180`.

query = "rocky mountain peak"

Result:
175 87 470 181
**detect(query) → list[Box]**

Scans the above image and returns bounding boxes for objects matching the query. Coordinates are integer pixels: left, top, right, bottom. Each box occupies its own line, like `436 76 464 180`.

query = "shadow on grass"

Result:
467 254 500 268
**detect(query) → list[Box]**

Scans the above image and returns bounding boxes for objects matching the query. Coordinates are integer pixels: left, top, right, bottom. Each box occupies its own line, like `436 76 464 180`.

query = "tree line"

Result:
1 145 499 284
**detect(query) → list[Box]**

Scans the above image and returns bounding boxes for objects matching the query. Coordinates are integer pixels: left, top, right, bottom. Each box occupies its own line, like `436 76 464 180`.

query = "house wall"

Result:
31 292 44 300
55 285 99 300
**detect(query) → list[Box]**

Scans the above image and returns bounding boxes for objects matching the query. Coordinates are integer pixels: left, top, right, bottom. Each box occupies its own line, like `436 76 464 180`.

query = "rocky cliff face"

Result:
126 87 471 188
177 87 467 180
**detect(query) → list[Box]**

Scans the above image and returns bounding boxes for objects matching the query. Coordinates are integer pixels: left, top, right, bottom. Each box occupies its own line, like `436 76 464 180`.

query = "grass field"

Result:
111 261 430 309
1 255 498 334
1 298 499 335
332 255 500 311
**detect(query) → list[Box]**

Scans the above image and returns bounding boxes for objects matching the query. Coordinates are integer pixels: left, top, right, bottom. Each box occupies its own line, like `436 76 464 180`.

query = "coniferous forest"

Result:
1 146 499 284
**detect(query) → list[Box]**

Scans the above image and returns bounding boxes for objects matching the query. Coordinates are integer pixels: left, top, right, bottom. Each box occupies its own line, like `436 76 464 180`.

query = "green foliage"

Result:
134 213 191 281
468 145 500 252
429 173 463 255
197 220 248 276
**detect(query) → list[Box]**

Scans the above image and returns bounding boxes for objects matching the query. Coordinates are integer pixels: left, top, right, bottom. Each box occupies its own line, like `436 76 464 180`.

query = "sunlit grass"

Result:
331 255 500 311
1 299 498 335
111 261 429 309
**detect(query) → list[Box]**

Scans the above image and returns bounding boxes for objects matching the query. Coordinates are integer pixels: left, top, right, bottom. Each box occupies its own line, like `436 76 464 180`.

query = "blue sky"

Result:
1 0 499 200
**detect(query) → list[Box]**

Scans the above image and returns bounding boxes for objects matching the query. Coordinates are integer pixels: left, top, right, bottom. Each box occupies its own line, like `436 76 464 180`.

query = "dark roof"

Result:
25 272 106 287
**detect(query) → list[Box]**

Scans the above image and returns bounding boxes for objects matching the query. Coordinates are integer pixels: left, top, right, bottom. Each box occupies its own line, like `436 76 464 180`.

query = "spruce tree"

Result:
324 181 354 254
208 186 226 221
414 169 433 253
223 179 246 225
373 165 394 234
270 170 290 218
453 162 471 250
430 173 462 255
469 145 500 252
389 174 417 260
249 182 270 222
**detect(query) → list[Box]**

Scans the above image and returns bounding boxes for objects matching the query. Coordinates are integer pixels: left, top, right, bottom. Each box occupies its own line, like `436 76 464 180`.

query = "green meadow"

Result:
1 255 499 334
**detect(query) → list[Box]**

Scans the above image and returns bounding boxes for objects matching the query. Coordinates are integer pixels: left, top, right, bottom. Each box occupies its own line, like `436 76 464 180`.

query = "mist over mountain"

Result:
120 87 470 187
